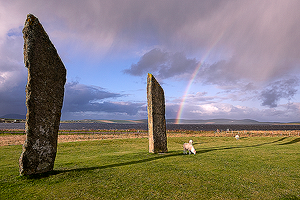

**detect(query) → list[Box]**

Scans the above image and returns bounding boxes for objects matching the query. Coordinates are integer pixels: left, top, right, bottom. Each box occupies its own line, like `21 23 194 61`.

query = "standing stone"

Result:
19 14 66 175
147 73 168 153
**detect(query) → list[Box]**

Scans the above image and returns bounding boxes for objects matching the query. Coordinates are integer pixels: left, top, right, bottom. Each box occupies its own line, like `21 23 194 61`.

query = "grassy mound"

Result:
1 137 299 199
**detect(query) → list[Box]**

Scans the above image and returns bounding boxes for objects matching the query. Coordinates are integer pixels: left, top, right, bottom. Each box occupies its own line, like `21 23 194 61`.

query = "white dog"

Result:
183 142 196 154
235 135 240 140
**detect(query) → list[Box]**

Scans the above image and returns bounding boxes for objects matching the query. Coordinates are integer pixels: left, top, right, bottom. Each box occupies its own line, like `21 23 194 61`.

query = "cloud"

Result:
0 27 25 89
124 48 198 80
0 25 27 116
0 78 146 119
120 1 300 87
166 83 300 122
0 83 26 116
62 81 145 119
259 77 299 108
179 1 300 83
173 101 300 123
63 81 121 111
3 1 300 83
197 60 240 87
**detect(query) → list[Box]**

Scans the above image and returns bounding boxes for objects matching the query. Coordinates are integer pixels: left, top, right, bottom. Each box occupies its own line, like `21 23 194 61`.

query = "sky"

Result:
1 0 300 123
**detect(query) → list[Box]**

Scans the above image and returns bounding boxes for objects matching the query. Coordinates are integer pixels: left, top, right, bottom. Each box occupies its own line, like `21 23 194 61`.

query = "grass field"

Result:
1 136 299 199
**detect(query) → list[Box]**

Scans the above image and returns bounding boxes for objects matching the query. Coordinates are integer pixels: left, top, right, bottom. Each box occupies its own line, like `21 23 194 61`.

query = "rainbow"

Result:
175 32 225 124
175 62 203 124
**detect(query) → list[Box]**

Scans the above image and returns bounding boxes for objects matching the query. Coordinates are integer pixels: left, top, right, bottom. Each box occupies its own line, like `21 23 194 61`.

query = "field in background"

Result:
0 136 299 199
1 129 300 147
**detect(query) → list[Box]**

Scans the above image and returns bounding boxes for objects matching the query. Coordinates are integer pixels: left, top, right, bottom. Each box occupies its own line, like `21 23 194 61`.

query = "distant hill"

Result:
1 114 26 119
167 119 270 124
0 115 291 124
61 118 281 124
1 116 290 124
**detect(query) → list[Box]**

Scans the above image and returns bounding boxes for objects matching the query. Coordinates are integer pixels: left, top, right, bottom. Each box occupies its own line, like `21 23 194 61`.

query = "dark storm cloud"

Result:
0 26 27 116
63 81 121 110
259 78 299 108
124 48 198 79
0 83 26 116
63 81 144 115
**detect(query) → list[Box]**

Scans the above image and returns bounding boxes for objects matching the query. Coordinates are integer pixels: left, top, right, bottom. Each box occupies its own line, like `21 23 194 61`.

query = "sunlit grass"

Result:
1 137 299 199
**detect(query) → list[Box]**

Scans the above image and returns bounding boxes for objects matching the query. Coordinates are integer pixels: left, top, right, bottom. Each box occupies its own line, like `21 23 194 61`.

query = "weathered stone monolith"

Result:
147 73 168 153
19 14 66 175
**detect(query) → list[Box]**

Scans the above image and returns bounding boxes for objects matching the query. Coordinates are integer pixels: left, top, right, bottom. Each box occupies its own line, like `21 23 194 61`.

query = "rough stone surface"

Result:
19 14 66 175
147 73 168 153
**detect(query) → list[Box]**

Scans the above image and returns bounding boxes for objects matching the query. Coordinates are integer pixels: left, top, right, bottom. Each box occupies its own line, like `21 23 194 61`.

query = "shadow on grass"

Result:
196 137 288 154
19 170 62 179
20 151 184 179
277 138 300 145
20 137 291 179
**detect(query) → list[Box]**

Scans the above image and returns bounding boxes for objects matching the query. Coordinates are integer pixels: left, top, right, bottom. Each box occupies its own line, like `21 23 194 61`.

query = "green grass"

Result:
1 137 300 199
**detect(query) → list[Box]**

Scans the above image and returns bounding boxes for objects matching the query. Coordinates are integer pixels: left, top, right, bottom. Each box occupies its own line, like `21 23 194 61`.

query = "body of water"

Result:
1 122 300 131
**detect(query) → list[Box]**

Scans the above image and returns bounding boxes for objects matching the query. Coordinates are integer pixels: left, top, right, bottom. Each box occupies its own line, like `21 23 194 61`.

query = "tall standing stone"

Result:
19 14 66 175
147 73 168 153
